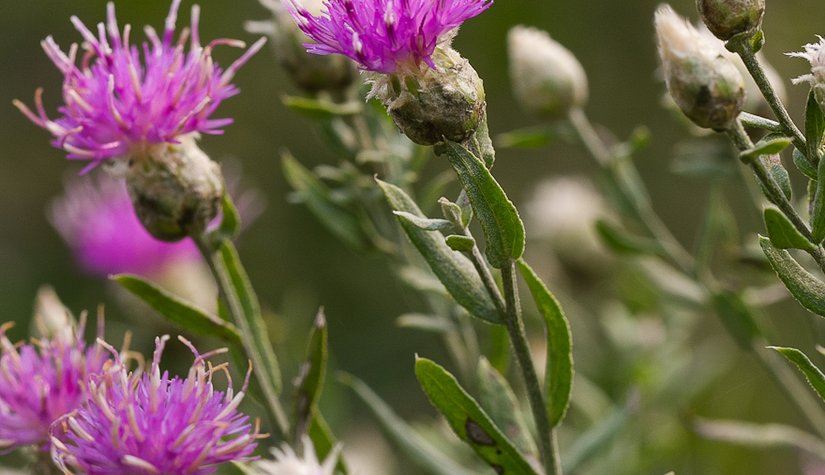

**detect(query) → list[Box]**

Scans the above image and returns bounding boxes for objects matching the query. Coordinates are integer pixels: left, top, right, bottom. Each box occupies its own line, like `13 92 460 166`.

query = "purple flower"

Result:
51 335 260 474
289 0 492 74
50 172 200 277
0 317 108 453
14 1 265 172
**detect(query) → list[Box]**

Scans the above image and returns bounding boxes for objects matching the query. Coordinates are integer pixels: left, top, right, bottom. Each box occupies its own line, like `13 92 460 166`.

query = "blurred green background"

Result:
2 0 825 473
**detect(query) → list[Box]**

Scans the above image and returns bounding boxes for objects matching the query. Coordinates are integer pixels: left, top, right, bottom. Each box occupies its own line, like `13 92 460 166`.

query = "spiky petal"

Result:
288 0 492 74
51 336 260 474
14 1 265 171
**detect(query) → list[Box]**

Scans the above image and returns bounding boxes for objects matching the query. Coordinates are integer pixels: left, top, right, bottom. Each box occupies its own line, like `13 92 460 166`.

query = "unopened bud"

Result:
697 0 765 41
124 135 224 241
246 0 358 93
655 5 745 130
508 25 588 119
372 47 486 145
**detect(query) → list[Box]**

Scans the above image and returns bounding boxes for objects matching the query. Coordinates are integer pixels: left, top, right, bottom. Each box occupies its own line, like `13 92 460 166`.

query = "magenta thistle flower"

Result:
289 0 492 74
0 317 108 453
50 172 200 277
51 335 261 474
14 1 265 172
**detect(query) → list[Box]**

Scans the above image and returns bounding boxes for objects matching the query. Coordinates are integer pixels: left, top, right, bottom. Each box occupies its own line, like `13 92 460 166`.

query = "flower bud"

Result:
655 5 745 130
508 26 588 119
246 0 358 93
371 47 486 145
124 135 224 241
697 0 765 41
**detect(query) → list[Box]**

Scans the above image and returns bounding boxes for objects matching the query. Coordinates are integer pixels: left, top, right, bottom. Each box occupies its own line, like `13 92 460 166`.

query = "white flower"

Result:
789 36 825 90
252 436 342 475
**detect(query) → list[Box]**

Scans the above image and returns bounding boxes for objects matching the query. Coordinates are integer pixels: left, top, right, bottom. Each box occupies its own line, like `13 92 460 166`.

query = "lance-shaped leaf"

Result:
768 347 825 402
220 241 283 394
806 90 825 162
377 179 500 323
517 260 573 427
595 219 664 256
340 372 476 475
282 95 363 120
476 358 536 456
113 274 240 344
710 291 761 350
763 207 816 251
206 192 241 244
739 135 792 163
415 357 539 475
309 410 349 474
392 211 453 232
811 152 825 243
438 142 525 268
793 148 818 180
283 152 369 251
695 417 825 461
759 235 825 317
294 309 328 438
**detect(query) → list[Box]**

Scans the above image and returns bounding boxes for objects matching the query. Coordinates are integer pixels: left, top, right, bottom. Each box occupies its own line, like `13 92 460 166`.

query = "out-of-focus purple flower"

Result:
0 316 108 453
288 0 492 74
14 0 265 171
51 335 260 474
50 172 200 277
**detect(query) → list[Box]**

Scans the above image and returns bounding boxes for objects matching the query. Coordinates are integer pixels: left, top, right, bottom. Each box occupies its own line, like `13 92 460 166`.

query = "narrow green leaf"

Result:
806 89 825 161
762 154 793 202
219 241 283 393
397 313 455 333
282 95 362 120
517 260 573 427
476 358 537 456
495 125 557 149
340 373 476 475
392 211 453 232
768 347 825 402
438 141 525 268
710 291 761 350
213 192 241 242
763 207 815 251
113 274 240 344
445 235 475 252
695 417 825 461
759 235 825 317
294 309 328 438
595 219 663 256
282 153 369 251
739 135 792 163
793 148 818 180
415 357 539 475
377 179 500 323
308 411 349 474
811 153 825 243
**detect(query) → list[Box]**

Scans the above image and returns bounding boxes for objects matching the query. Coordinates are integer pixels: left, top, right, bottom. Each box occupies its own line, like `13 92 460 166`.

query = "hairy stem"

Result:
501 261 562 475
194 236 290 437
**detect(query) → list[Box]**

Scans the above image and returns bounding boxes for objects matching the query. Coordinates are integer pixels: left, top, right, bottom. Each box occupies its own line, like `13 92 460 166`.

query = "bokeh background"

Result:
1 0 824 473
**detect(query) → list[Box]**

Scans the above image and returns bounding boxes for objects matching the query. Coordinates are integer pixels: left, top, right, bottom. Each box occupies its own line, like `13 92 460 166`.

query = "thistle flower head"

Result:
789 37 825 105
14 1 265 171
252 436 341 475
288 0 492 75
50 172 200 277
51 335 261 474
655 4 745 130
0 315 108 453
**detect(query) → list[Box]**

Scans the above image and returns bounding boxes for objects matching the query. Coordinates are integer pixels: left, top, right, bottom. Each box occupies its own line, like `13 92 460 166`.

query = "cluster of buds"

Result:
246 0 357 93
289 0 492 145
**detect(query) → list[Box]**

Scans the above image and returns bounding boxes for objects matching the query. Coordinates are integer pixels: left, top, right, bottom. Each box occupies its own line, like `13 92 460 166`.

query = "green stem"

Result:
568 108 695 276
727 120 825 271
501 261 561 475
735 42 808 155
194 236 290 437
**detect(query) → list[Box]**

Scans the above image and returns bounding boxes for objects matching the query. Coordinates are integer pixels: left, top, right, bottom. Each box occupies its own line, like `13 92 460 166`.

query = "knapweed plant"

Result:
4 0 825 473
